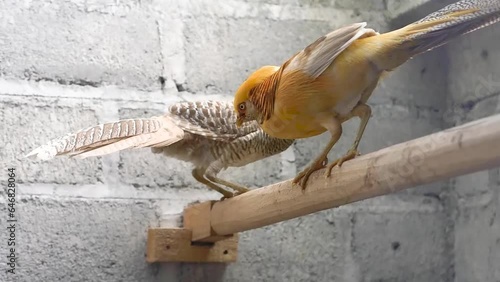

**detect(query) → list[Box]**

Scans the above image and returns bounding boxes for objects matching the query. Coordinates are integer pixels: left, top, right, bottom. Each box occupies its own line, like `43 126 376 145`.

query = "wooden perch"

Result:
200 113 500 237
146 113 500 262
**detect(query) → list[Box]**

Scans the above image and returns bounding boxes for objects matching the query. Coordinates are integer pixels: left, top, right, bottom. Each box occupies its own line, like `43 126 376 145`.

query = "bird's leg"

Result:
293 115 342 190
206 175 250 195
191 169 235 200
325 103 371 177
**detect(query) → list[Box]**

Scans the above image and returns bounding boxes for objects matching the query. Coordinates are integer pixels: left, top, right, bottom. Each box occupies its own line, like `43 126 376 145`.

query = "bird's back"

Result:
154 100 294 171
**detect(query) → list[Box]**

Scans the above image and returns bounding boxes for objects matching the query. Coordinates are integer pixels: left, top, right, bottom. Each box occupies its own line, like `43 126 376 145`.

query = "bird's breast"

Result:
261 111 326 139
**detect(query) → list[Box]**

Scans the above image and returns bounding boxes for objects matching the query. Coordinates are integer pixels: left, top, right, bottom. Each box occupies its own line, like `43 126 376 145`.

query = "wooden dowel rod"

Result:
209 114 500 236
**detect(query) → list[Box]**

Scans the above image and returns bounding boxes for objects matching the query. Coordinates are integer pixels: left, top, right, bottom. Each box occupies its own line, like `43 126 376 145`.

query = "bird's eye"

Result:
239 103 246 111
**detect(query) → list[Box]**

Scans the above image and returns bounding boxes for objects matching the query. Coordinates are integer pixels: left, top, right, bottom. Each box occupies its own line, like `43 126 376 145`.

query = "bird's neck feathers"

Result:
249 68 283 124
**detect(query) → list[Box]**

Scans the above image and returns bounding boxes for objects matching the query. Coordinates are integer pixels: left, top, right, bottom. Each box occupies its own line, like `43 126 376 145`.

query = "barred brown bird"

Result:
25 100 295 199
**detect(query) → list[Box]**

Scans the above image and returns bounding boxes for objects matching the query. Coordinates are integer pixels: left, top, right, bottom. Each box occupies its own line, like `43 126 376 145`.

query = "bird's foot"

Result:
321 157 329 166
324 149 360 177
218 192 236 201
219 195 232 201
228 185 250 195
233 190 248 197
218 190 248 201
293 158 327 190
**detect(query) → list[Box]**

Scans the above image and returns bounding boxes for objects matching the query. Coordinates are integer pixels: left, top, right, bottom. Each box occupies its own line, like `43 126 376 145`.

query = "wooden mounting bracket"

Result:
146 228 238 263
183 201 232 243
146 201 238 263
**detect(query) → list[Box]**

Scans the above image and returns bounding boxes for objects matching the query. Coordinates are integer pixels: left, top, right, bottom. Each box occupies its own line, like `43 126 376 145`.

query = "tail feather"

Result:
367 0 500 70
25 116 184 160
403 0 500 55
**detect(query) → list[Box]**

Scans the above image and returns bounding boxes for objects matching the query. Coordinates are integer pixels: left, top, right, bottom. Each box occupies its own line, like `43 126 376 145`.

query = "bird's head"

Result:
234 65 280 127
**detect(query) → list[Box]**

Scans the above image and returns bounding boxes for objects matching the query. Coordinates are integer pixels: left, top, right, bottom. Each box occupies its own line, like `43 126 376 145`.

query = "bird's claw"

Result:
321 157 329 167
233 190 247 197
325 149 360 177
219 192 235 201
293 158 327 190
219 190 247 201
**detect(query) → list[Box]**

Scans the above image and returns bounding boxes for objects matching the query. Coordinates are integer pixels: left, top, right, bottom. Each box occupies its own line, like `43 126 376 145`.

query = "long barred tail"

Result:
369 0 500 70
402 0 500 55
25 117 184 161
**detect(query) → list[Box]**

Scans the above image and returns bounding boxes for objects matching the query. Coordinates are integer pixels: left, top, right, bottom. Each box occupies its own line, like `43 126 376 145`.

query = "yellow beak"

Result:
236 116 244 127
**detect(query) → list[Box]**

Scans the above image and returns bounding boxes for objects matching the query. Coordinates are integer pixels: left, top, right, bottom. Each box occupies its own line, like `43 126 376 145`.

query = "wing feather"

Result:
284 22 378 78
166 100 259 141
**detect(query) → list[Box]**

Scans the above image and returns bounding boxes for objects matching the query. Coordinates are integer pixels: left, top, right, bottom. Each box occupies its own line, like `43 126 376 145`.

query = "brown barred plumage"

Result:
25 100 295 198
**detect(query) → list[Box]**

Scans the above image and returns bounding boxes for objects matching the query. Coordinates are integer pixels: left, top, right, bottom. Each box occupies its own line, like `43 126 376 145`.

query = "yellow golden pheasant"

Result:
233 0 500 189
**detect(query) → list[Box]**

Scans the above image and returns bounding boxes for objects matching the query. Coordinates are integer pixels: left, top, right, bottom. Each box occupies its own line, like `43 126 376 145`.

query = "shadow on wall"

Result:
178 263 227 282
